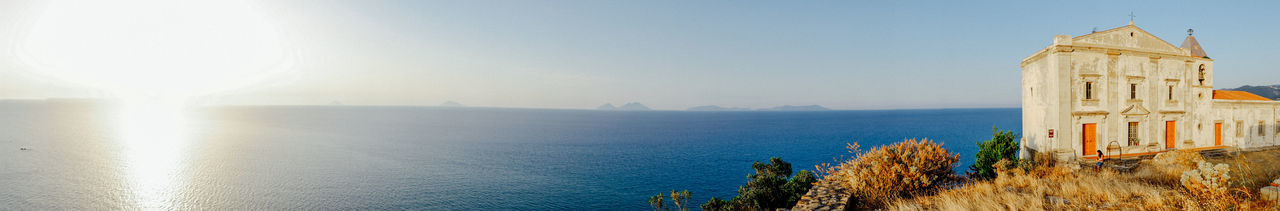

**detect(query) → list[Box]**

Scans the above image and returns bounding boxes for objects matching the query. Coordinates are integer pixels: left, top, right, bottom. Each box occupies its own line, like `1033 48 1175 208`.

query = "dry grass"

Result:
1210 149 1280 192
883 149 1280 210
817 139 961 209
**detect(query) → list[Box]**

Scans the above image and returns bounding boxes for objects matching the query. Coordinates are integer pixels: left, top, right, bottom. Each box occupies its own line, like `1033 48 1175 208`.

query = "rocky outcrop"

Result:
1263 178 1280 202
791 179 849 211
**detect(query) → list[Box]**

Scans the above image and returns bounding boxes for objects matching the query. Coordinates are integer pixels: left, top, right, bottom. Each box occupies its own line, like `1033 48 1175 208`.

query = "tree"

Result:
969 127 1021 180
699 157 815 210
700 197 732 211
649 193 664 211
782 170 817 203
670 190 690 211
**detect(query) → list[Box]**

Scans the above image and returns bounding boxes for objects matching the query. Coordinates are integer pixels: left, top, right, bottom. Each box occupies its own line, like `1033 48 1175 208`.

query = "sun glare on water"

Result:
117 99 191 209
16 0 293 208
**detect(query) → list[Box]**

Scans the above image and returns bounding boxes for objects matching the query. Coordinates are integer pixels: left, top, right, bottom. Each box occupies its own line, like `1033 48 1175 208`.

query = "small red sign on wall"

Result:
1049 129 1055 138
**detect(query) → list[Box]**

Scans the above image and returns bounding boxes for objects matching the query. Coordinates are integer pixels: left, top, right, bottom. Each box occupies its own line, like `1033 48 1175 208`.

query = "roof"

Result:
1070 24 1185 56
1181 35 1208 57
1213 90 1273 101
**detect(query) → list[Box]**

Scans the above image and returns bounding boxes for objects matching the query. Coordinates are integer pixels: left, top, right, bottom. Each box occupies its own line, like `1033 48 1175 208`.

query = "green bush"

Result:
783 170 816 203
694 157 815 210
700 197 732 211
968 127 1020 180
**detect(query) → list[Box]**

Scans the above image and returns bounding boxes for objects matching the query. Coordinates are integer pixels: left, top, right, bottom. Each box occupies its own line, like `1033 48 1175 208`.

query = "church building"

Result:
1019 22 1280 161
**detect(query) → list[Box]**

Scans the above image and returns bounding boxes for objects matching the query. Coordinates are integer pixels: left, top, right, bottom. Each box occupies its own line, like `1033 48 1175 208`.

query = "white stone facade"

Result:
1020 24 1280 160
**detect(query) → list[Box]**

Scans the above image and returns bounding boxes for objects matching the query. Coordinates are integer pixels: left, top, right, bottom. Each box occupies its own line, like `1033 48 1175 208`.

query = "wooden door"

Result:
1215 123 1223 146
1083 124 1097 156
1165 121 1176 149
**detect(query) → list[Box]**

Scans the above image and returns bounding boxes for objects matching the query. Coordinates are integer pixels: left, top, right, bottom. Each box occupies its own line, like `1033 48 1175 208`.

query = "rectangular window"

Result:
1130 84 1137 99
1085 82 1093 99
1237 120 1245 137
1168 86 1174 100
1260 121 1267 136
1128 122 1139 145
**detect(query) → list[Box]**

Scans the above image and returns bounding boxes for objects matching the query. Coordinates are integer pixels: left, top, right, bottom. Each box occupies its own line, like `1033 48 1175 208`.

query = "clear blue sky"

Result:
1 0 1278 110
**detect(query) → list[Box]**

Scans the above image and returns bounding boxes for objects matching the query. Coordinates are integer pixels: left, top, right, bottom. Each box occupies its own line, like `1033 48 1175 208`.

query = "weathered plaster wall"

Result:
1211 101 1280 148
1018 25 1265 161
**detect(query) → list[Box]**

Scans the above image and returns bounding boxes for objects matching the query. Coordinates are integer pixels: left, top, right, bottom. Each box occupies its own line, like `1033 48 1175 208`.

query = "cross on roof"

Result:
1128 12 1136 25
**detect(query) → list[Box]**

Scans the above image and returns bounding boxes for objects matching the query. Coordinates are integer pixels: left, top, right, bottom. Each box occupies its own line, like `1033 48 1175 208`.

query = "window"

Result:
1128 122 1140 145
1168 86 1174 100
1275 121 1279 135
1237 121 1245 137
1130 84 1137 99
1085 82 1093 99
1260 121 1267 136
1198 64 1206 85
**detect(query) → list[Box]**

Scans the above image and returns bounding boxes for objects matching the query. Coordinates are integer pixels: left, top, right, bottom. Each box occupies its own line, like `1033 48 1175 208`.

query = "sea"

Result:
0 103 1019 210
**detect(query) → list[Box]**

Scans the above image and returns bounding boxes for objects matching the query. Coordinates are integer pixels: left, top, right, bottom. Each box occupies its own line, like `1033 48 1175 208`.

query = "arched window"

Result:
1198 64 1206 85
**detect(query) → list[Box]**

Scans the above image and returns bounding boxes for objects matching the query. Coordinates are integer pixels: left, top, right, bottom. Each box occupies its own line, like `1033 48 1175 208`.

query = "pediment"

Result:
1121 104 1150 116
1073 25 1186 55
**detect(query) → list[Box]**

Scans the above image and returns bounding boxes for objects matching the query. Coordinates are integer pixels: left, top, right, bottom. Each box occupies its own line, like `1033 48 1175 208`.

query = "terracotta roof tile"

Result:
1213 90 1272 101
1181 35 1208 57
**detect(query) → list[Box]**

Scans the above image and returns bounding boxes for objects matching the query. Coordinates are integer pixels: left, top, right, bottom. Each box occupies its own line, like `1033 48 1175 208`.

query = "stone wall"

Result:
791 179 848 211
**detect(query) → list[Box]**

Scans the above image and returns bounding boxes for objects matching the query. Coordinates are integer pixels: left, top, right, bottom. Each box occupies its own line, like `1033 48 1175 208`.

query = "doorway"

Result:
1214 122 1223 146
1083 124 1097 156
1165 121 1176 149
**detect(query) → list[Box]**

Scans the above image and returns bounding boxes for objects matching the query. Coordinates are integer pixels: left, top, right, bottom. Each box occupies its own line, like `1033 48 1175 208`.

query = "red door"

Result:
1165 121 1176 149
1083 124 1097 156
1214 123 1223 146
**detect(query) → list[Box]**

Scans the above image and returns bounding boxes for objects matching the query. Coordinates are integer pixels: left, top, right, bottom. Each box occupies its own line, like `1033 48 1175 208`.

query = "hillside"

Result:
1228 84 1280 100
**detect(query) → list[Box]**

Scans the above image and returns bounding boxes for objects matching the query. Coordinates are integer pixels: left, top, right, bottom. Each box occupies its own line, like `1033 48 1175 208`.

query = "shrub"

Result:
669 190 690 211
648 193 664 211
1181 161 1245 209
699 197 732 211
969 127 1020 180
826 138 960 208
783 170 817 203
735 157 815 209
697 157 815 210
1137 150 1206 185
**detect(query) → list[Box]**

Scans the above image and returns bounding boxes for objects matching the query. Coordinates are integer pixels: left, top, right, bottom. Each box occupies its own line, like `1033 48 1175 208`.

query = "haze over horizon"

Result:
2 0 1278 110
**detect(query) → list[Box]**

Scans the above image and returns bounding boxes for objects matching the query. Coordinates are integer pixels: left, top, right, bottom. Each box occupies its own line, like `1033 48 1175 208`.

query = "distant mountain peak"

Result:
597 103 617 110
441 101 465 107
598 102 651 111
1228 84 1280 100
618 102 651 111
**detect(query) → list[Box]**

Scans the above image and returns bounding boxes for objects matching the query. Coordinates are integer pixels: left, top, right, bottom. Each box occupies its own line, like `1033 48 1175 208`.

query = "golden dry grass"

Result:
882 149 1280 210
817 139 961 209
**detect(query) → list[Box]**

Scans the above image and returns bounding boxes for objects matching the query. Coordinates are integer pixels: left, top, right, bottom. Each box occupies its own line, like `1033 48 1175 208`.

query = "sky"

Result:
1 0 1278 110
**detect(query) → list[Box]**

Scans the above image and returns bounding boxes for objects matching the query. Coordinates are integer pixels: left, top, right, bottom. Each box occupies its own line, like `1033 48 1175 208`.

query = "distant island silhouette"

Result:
597 102 652 111
440 101 465 107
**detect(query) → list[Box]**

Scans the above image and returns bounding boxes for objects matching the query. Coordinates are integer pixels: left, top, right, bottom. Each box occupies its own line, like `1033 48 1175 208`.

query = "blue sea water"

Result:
0 104 1019 210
